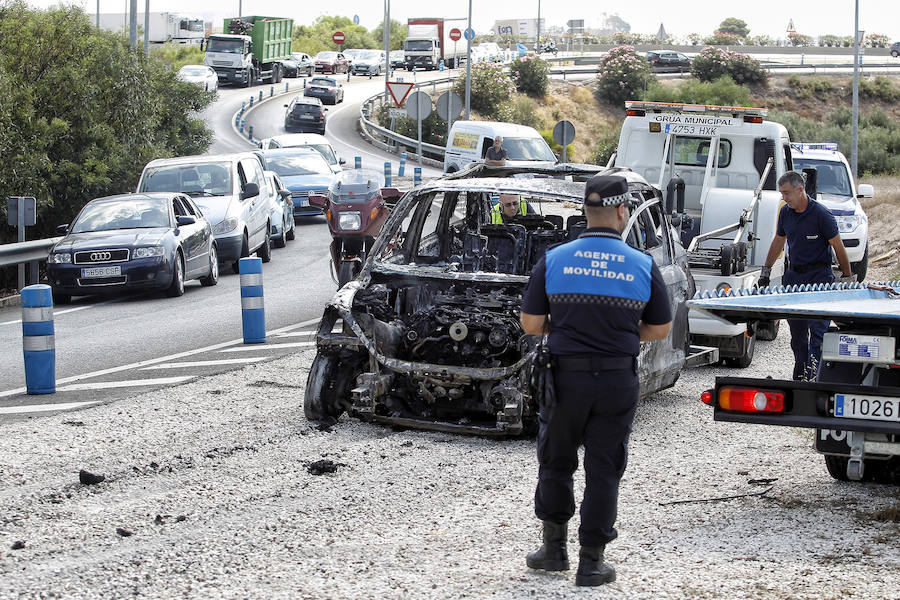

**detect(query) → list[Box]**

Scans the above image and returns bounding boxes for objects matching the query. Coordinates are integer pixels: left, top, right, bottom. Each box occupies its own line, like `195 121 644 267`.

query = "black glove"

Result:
756 276 770 289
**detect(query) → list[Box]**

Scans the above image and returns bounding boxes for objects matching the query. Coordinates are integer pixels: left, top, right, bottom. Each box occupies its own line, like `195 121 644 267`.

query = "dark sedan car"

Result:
313 51 348 74
282 52 314 77
46 193 218 304
284 95 327 134
261 148 337 219
304 76 344 105
646 50 692 71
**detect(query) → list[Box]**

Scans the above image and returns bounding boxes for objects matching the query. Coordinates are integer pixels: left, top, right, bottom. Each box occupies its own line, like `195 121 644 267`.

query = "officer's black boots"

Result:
575 545 616 586
525 520 569 571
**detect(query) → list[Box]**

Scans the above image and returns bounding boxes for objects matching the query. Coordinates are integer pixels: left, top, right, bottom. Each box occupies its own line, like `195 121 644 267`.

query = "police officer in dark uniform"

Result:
520 175 673 586
758 170 853 380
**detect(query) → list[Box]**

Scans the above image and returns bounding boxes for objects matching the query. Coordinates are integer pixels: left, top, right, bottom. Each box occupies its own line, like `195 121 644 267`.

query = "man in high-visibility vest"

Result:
490 193 534 224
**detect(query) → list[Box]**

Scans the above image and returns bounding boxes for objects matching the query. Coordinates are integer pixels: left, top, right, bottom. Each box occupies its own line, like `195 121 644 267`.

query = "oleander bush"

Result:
691 46 767 85
509 54 549 97
595 45 654 106
452 62 516 119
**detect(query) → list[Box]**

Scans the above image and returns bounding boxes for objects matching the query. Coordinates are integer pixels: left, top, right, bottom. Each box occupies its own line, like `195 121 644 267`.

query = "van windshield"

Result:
792 158 853 197
502 137 556 162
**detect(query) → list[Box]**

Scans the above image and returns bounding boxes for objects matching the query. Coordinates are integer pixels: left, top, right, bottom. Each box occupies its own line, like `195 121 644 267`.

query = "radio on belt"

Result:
821 332 896 365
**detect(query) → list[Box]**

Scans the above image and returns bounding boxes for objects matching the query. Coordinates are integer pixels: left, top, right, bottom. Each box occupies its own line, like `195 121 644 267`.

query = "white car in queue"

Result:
176 65 219 92
791 142 874 281
263 170 296 248
257 133 345 174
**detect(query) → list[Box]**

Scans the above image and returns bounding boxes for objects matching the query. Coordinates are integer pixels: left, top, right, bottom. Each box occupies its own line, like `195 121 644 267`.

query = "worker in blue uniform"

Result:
758 170 853 380
520 175 672 587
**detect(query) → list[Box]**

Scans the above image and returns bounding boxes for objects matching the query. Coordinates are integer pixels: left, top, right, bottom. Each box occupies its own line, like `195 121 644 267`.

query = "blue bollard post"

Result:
240 119 245 133
241 101 246 112
248 126 254 140
259 90 263 102
384 162 392 187
398 153 407 177
354 156 362 169
249 96 254 107
21 284 55 394
439 59 444 71
414 167 422 186
239 257 265 344
270 86 274 97
285 81 289 93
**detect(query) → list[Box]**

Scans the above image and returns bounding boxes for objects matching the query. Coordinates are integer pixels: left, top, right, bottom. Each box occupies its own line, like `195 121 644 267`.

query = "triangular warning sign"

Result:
386 81 415 106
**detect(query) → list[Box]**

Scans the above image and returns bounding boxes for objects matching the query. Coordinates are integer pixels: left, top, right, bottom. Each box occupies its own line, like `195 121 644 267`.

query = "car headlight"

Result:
214 217 238 234
48 252 71 264
835 214 862 233
338 211 361 231
132 246 165 259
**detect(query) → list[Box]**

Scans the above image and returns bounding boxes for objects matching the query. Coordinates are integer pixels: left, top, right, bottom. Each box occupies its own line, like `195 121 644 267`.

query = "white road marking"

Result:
0 316 323 399
0 401 100 415
220 341 315 352
140 357 266 370
1 304 92 326
274 330 316 338
58 376 193 391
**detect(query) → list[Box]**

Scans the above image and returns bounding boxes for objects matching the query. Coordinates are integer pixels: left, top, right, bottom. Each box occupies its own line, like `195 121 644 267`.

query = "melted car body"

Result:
305 167 698 435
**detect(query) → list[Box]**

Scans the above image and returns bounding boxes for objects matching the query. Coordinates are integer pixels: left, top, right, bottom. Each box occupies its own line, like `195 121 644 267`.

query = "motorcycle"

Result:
538 41 558 56
309 169 399 287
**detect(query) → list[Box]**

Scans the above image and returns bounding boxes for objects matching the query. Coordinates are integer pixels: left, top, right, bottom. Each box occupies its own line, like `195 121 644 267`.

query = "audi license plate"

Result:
82 266 121 278
300 115 314 119
834 393 900 423
298 198 309 207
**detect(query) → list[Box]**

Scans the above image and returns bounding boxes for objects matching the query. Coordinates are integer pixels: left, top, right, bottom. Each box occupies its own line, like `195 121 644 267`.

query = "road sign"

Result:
389 108 406 119
7 196 36 227
463 28 475 41
386 81 415 106
352 15 359 25
436 91 463 121
332 31 345 44
553 120 576 163
552 120 576 146
449 28 462 41
406 91 432 120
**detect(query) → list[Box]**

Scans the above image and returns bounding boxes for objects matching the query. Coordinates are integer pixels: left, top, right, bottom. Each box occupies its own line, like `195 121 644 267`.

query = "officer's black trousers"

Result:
534 367 638 548
783 267 834 379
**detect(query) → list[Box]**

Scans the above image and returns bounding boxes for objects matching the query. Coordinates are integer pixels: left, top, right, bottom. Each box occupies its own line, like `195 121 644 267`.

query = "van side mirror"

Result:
857 183 874 199
339 158 346 165
241 182 260 200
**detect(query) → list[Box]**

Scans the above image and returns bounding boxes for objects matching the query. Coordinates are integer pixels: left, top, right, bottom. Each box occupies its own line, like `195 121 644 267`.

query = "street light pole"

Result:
465 0 472 119
851 0 860 180
384 0 391 102
144 0 149 56
536 0 540 50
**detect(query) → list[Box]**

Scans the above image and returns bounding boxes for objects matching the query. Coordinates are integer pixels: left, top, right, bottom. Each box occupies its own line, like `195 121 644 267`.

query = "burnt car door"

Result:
624 195 690 392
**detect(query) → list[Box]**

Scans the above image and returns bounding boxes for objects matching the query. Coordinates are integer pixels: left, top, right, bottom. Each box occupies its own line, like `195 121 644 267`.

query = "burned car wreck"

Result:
304 169 700 435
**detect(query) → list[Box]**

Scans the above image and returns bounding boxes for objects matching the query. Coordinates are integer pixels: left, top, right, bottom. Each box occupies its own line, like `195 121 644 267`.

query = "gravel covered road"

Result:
2 302 899 598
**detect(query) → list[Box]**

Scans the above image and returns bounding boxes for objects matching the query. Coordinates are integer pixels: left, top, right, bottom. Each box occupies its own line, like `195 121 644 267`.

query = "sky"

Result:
26 0 900 41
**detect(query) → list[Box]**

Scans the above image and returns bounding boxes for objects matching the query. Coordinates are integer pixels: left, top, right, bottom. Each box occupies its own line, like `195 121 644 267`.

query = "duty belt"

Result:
552 355 635 371
788 262 831 273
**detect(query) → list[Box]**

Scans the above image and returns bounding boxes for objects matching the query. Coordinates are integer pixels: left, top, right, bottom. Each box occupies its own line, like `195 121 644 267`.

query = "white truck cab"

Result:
614 101 794 367
791 143 873 281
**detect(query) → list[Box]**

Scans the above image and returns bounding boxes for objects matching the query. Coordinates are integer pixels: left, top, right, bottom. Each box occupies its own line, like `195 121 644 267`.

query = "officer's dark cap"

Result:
584 175 630 207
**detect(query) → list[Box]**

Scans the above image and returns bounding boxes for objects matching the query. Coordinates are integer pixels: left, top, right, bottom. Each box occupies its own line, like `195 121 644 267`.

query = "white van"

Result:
137 153 273 273
443 121 557 174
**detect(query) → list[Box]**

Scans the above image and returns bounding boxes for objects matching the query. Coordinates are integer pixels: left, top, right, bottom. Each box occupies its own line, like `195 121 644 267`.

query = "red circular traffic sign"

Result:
449 28 462 41
332 31 345 44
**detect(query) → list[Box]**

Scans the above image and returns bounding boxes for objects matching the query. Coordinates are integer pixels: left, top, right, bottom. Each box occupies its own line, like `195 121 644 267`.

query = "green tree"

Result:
0 1 213 246
310 15 376 49
371 19 408 51
717 18 749 38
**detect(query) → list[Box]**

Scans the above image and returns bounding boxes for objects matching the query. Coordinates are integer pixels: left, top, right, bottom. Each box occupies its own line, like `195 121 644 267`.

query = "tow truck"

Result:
613 102 794 367
690 282 900 484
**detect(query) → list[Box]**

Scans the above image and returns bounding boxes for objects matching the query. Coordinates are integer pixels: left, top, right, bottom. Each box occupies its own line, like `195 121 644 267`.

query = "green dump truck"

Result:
203 16 293 87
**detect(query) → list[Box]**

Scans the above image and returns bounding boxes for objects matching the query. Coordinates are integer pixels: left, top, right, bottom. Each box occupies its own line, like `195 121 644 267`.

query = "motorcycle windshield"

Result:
330 169 385 203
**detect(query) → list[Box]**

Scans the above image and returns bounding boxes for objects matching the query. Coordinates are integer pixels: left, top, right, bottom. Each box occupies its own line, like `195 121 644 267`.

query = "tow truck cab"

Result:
614 102 793 367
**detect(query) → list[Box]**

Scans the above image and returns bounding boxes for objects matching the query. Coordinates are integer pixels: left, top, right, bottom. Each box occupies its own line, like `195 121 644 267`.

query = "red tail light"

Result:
744 116 763 124
718 386 785 413
625 109 645 117
700 389 713 405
